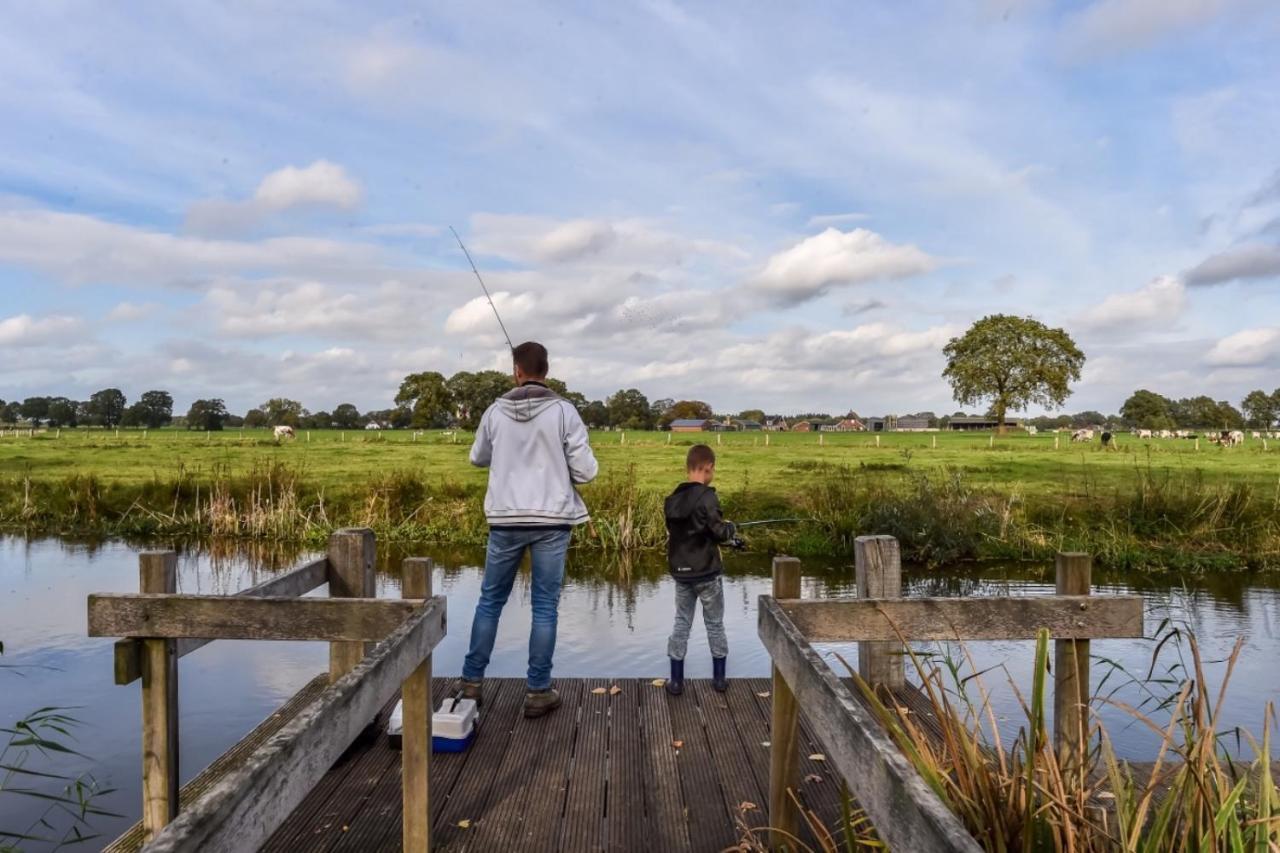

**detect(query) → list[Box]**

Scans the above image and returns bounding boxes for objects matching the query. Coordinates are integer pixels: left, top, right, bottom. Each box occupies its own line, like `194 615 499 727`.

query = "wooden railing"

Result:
759 536 1144 852
87 528 446 853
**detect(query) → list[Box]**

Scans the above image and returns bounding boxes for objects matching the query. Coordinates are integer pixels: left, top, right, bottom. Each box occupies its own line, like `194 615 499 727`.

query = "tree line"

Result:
1118 388 1280 431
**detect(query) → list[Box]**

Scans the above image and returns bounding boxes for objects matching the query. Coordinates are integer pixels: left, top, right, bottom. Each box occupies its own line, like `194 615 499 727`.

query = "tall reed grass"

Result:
2 462 1277 569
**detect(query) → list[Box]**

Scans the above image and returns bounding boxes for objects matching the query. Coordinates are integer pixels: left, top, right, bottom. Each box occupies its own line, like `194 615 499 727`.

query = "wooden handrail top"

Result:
776 593 1144 642
90 593 444 643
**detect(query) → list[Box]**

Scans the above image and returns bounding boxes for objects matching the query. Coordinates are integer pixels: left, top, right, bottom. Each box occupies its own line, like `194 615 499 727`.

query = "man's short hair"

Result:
512 341 549 378
686 444 716 471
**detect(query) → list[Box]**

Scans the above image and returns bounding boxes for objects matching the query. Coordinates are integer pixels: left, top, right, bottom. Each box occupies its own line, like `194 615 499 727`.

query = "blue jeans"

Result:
463 527 571 691
667 576 728 660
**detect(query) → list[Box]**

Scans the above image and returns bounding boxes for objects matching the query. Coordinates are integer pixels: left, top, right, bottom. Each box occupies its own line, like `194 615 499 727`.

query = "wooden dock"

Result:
262 676 843 852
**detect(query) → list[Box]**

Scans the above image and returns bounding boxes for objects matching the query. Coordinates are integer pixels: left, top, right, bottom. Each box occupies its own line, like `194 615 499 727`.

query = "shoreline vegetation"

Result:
1 429 1278 571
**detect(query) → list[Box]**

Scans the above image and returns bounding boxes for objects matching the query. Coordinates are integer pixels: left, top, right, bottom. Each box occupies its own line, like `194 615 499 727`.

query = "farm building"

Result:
895 415 933 431
764 418 789 431
790 420 818 432
733 419 764 431
864 416 894 432
948 415 1022 431
669 418 714 432
830 418 864 431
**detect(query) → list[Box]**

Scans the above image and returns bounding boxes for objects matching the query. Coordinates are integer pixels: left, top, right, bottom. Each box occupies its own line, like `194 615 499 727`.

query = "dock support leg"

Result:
140 551 179 842
1054 552 1091 785
769 556 802 849
401 557 433 852
327 528 376 682
855 536 904 692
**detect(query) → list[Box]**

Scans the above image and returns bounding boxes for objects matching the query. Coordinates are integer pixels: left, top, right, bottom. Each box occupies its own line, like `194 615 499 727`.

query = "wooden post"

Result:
1054 552 1091 783
932 434 936 448
769 556 803 849
327 528 376 682
875 434 880 448
818 433 824 446
139 551 179 841
855 536 904 690
401 557 433 852
1055 435 1060 450
717 432 722 445
766 432 770 446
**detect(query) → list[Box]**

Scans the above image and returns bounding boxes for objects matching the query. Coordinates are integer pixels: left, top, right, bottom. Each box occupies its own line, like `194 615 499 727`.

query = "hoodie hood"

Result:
496 383 561 423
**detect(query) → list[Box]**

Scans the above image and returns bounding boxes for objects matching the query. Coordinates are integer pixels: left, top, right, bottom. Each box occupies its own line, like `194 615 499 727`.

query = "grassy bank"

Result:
1 428 1278 570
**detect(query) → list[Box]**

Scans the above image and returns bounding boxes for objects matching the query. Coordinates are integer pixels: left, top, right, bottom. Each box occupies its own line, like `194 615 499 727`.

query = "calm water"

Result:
1 535 1278 849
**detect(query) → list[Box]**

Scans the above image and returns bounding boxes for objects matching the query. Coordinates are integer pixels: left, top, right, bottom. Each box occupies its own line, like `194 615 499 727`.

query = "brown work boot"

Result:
523 687 562 718
459 678 483 707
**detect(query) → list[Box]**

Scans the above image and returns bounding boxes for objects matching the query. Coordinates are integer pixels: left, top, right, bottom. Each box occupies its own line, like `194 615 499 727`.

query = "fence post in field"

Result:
667 432 671 445
1054 552 1092 783
932 434 937 449
717 432 722 445
989 434 994 448
401 557 433 851
1055 434 1060 450
327 528 376 682
819 433 824 446
875 434 880 448
621 431 626 445
855 536 905 691
769 556 803 848
1194 438 1199 451
765 432 770 447
139 551 179 841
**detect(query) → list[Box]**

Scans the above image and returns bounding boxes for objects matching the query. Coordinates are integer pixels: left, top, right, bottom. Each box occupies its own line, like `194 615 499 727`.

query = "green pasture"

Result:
2 427 1277 569
0 426 1275 496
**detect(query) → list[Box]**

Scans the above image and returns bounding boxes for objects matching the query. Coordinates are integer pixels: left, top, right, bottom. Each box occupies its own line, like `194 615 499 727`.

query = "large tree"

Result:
136 390 174 428
1242 389 1278 429
331 403 362 429
582 400 610 428
20 397 50 422
1120 389 1175 429
942 315 1085 432
658 400 713 428
606 388 653 430
87 388 127 427
395 371 453 428
46 397 78 428
544 378 587 411
186 398 228 431
447 370 512 429
260 398 306 427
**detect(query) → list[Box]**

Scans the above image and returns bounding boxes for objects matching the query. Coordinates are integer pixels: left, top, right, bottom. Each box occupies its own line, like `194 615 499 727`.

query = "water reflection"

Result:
1 536 1277 848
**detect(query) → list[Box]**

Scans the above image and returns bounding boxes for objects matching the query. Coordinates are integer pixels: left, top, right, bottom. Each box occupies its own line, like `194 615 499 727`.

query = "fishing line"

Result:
450 225 514 352
734 517 812 528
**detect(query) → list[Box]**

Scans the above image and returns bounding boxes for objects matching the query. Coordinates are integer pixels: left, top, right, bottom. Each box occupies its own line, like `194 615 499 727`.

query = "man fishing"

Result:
459 341 599 718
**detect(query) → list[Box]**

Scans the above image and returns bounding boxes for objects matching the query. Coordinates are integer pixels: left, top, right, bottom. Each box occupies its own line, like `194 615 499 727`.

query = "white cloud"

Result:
1185 243 1280 285
1076 275 1187 332
468 214 746 268
443 292 537 338
0 207 387 287
807 212 870 228
1061 0 1239 56
253 160 363 210
0 313 82 346
106 301 159 322
1205 327 1280 366
749 227 937 304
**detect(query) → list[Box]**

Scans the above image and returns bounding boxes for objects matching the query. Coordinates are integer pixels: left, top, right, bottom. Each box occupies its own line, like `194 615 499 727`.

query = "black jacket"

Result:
665 482 735 583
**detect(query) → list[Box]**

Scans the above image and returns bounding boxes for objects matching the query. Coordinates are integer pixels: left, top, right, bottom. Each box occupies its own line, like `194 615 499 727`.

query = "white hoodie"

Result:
469 383 599 526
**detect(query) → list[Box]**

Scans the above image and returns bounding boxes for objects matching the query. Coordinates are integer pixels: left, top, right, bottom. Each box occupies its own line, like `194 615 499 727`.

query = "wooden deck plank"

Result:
500 679 588 852
558 678 611 852
691 680 769 840
636 676 692 853
606 678 649 851
666 681 738 851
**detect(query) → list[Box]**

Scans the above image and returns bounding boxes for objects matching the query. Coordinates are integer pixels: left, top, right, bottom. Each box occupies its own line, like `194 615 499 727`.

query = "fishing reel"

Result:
726 536 748 552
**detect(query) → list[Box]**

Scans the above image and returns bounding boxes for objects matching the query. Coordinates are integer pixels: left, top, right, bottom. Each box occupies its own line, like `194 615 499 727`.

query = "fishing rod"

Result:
734 517 813 528
450 225 514 352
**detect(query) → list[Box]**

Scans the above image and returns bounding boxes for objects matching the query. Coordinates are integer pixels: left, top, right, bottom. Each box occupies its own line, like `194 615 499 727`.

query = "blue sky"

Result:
2 0 1278 417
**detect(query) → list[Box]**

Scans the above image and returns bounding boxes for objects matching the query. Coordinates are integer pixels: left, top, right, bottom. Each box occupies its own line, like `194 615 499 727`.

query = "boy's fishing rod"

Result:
734 517 812 528
450 225 514 352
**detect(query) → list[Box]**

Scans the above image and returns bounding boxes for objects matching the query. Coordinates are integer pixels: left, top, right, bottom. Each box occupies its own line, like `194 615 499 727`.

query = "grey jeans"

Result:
667 576 728 660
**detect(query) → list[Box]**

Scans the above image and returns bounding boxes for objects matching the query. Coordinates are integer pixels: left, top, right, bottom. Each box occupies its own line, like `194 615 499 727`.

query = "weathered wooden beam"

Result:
855 535 904 689
1054 553 1091 783
139 552 179 843
401 557 433 853
759 595 983 853
768 556 803 849
113 557 328 685
89 594 421 642
142 596 447 853
328 528 376 682
780 594 1143 642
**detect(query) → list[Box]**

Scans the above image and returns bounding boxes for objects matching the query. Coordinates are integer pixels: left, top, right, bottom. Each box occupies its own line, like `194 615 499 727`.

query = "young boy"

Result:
664 444 739 695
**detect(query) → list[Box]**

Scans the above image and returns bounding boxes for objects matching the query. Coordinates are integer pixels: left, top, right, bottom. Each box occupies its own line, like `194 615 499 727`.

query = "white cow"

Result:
1224 430 1245 447
1026 425 1038 436
1071 429 1094 442
1135 429 1153 439
274 425 295 440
